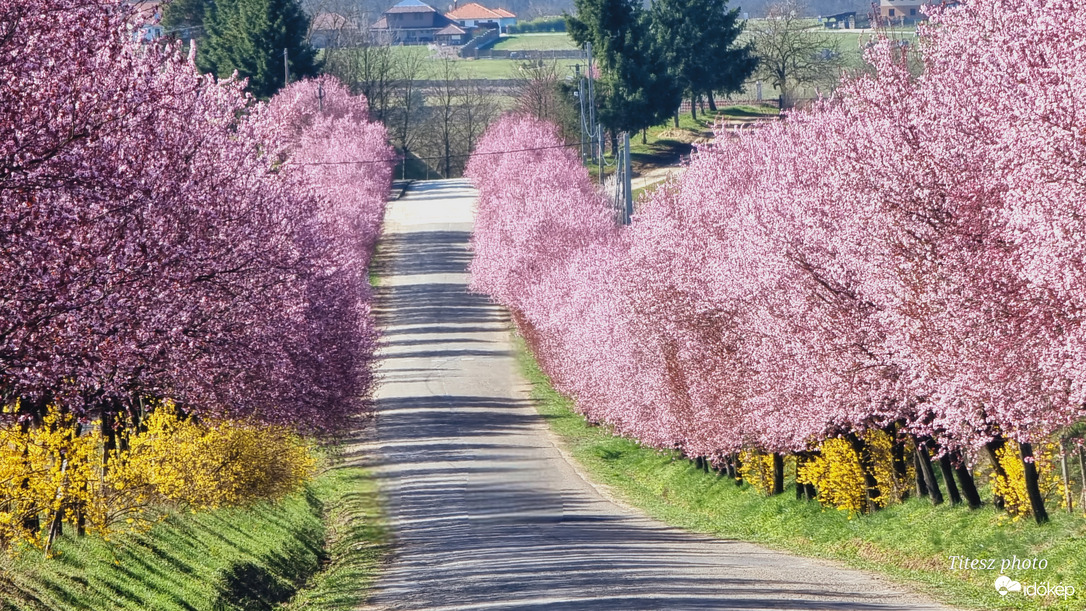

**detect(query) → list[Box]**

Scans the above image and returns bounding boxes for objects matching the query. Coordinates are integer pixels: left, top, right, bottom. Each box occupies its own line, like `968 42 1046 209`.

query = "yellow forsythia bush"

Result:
0 407 105 550
797 430 912 515
0 403 316 553
113 409 316 510
990 442 1064 521
738 450 778 495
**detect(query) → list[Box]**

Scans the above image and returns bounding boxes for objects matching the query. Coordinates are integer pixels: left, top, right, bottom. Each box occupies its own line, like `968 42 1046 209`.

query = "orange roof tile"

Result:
446 3 515 20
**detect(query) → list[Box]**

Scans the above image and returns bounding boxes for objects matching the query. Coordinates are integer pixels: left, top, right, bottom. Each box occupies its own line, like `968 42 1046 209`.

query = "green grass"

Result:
629 105 778 170
516 336 1086 611
490 33 578 51
283 464 389 610
0 459 387 611
385 45 579 80
454 58 580 79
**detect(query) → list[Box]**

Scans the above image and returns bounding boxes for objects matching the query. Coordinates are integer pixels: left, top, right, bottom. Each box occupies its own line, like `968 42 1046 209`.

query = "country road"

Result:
364 179 953 611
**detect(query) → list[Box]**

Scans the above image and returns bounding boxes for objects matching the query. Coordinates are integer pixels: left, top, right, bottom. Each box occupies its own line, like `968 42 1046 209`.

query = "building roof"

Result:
372 10 454 29
311 12 359 31
445 2 515 20
435 23 467 35
386 0 439 13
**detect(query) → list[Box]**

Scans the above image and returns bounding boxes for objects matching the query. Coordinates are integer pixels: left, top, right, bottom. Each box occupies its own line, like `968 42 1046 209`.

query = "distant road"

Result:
363 178 953 611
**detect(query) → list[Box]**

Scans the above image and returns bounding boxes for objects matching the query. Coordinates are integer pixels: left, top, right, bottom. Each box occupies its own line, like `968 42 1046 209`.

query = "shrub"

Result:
0 405 316 555
737 450 777 495
798 431 911 515
990 442 1065 522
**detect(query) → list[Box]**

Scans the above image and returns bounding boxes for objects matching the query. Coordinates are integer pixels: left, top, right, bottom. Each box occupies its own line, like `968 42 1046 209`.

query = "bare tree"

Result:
324 27 400 121
513 59 579 143
748 0 845 108
421 59 499 177
459 76 499 163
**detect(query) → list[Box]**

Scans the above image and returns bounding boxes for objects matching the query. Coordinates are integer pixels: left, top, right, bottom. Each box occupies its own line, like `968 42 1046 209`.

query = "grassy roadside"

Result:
515 336 1086 611
0 455 387 611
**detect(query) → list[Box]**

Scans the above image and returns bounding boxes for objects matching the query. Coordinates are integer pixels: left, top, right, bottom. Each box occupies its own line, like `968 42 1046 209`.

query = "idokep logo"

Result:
994 575 1076 599
994 575 1021 596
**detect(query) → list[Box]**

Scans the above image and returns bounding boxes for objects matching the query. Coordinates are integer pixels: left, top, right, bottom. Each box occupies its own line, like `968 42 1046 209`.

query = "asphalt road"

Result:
364 179 952 611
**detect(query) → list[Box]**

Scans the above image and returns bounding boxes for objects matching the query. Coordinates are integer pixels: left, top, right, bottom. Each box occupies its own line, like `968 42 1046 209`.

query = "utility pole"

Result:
622 132 633 223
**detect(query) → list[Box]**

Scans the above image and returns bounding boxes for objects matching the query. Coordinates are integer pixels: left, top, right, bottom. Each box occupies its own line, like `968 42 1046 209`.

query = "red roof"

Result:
445 3 515 20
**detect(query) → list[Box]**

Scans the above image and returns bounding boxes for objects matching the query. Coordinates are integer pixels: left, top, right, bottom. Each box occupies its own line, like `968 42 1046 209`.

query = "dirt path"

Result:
363 178 953 611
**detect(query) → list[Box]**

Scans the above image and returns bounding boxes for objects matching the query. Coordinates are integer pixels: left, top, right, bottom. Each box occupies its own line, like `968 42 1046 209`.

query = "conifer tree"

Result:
652 0 755 119
567 0 680 137
199 0 319 98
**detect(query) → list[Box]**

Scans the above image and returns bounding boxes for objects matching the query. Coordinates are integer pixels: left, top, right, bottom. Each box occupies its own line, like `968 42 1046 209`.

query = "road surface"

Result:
364 179 952 611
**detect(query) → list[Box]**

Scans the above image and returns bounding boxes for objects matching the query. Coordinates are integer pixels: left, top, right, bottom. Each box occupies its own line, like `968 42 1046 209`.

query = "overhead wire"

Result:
293 141 582 167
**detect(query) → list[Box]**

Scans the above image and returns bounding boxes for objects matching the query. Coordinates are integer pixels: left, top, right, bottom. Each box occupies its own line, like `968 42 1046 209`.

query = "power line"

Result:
293 141 582 167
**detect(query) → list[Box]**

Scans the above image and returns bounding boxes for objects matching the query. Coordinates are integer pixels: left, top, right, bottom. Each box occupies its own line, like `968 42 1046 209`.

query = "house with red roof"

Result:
445 2 516 33
372 0 459 43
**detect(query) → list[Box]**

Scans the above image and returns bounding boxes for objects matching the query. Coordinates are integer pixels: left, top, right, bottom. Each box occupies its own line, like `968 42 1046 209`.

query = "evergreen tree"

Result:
161 0 210 41
567 0 680 137
199 0 319 98
652 0 755 119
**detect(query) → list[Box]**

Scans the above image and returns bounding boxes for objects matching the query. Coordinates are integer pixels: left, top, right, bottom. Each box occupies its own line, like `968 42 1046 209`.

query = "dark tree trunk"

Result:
1078 446 1086 511
951 451 983 509
914 439 944 505
690 95 698 120
642 128 647 144
1019 442 1050 524
733 453 743 485
938 453 963 505
674 110 679 128
986 438 1008 509
795 453 806 500
914 451 929 497
846 433 882 512
707 90 717 111
889 423 909 500
1060 443 1073 513
771 453 784 495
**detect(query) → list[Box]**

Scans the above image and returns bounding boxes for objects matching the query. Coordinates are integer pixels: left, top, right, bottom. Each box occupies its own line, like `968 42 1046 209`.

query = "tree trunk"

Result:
707 90 717 112
914 451 929 497
914 439 944 505
733 452 743 485
690 95 698 120
673 110 679 128
772 453 784 495
642 128 647 144
846 433 882 512
1060 442 1073 513
1019 442 1050 524
938 454 963 505
986 438 1008 509
889 424 909 500
1078 446 1086 511
795 453 806 500
951 451 983 509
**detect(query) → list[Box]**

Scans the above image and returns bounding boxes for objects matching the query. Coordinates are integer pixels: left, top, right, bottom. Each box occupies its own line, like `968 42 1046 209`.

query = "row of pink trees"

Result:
1 1 392 434
468 0 1086 523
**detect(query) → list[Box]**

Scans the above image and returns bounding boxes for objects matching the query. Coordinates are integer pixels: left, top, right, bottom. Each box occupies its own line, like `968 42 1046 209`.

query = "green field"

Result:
517 336 1086 611
0 454 387 611
490 33 578 51
385 45 579 79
